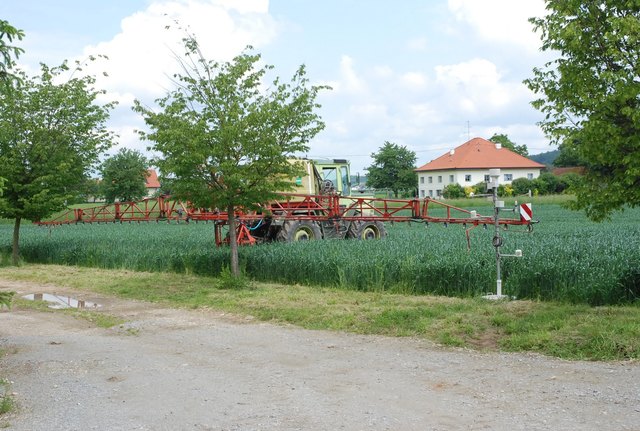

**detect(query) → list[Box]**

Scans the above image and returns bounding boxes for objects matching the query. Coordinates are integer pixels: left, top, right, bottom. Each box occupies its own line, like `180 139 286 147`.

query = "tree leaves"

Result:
0 62 116 222
0 20 24 81
135 44 329 212
526 1 640 220
100 149 150 203
365 142 417 198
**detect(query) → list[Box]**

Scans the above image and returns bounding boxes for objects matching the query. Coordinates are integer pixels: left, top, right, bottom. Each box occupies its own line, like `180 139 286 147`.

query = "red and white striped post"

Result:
520 203 533 223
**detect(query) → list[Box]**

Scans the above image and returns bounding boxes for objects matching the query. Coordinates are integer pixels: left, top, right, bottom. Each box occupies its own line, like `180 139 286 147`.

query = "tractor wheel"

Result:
346 221 387 240
276 220 322 242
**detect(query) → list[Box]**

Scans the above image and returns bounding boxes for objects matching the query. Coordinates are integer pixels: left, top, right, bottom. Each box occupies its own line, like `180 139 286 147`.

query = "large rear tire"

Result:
277 220 322 242
346 221 387 240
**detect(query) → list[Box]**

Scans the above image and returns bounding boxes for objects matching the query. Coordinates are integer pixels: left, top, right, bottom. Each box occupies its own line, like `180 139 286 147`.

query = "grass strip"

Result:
0 379 14 417
1 264 638 361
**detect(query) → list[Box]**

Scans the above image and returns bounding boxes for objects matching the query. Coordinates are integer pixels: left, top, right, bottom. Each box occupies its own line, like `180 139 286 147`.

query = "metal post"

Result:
494 184 502 297
483 168 509 300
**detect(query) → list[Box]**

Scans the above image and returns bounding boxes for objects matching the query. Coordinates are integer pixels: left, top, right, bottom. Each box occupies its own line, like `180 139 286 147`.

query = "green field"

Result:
1 203 639 305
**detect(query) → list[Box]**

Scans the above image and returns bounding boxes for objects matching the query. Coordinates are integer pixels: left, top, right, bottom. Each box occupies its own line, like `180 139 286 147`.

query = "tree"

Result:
81 177 103 203
526 2 640 221
552 141 585 167
365 142 417 198
0 20 25 197
0 20 24 81
0 62 116 264
134 40 327 277
100 148 149 203
488 133 529 157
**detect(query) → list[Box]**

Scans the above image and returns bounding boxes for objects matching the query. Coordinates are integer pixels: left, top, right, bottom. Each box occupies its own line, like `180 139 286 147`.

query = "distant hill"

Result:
530 150 559 166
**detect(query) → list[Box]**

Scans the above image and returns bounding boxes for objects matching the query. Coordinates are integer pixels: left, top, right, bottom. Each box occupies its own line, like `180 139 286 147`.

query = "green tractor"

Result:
250 158 386 243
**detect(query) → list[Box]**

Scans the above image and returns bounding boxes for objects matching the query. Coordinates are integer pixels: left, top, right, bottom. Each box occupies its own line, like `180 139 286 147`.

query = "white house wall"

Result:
417 168 542 198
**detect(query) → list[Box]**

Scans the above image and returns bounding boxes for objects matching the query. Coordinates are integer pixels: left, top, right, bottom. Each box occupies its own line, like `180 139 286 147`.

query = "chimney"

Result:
495 143 502 150
449 149 455 156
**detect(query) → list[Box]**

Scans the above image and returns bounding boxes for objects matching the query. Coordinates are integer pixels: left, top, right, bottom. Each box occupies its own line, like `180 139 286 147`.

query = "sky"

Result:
3 0 554 175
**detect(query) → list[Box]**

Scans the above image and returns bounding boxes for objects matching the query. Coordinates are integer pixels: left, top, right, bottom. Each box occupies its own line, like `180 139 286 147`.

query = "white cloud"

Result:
400 72 427 90
60 0 280 155
478 123 552 154
338 55 367 94
433 58 527 116
435 58 501 86
447 0 546 52
80 0 278 102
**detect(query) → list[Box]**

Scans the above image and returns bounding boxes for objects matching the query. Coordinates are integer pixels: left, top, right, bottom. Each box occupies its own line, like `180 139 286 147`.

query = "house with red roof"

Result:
415 137 545 198
145 169 161 197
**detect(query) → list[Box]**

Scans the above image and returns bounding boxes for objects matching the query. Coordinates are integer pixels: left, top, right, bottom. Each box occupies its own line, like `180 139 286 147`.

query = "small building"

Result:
415 137 545 198
145 169 161 197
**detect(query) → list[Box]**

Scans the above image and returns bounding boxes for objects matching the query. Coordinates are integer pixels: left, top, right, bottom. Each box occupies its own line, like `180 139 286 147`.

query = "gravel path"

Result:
0 280 639 431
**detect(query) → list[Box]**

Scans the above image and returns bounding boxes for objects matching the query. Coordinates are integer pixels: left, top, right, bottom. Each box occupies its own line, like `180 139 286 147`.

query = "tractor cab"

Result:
313 159 351 196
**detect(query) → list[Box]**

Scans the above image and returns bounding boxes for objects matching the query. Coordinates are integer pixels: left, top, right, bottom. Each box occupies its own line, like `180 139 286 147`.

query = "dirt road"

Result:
0 280 639 430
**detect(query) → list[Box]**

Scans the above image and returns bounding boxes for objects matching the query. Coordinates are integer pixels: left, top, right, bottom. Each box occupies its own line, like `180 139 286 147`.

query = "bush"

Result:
533 172 562 194
464 186 475 197
218 265 254 290
558 172 583 193
511 178 534 196
497 184 514 197
443 183 465 199
472 181 487 195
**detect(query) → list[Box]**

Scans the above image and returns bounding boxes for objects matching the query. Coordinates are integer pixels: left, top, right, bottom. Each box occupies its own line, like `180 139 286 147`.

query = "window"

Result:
527 173 534 180
428 190 433 197
504 174 513 181
420 190 425 197
484 174 490 182
420 176 424 184
437 175 442 183
436 189 442 197
428 176 433 183
465 174 472 182
322 167 337 188
449 174 454 183
340 166 350 195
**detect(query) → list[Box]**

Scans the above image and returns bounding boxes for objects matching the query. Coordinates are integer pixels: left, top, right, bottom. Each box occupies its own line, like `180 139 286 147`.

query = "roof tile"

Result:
416 137 545 171
146 169 161 188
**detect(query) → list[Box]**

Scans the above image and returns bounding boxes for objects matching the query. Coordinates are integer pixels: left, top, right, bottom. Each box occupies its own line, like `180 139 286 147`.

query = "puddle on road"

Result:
22 293 102 310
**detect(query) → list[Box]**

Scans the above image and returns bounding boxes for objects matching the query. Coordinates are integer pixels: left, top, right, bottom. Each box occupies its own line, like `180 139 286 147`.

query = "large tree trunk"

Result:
227 205 240 276
12 217 21 265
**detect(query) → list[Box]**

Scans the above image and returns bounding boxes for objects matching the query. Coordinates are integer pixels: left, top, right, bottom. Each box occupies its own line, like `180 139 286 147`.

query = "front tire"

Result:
346 221 387 240
276 220 322 242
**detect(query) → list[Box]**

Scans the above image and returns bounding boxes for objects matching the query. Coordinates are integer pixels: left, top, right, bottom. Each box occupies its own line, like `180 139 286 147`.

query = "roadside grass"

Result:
0 292 14 309
0 379 13 417
1 264 638 361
